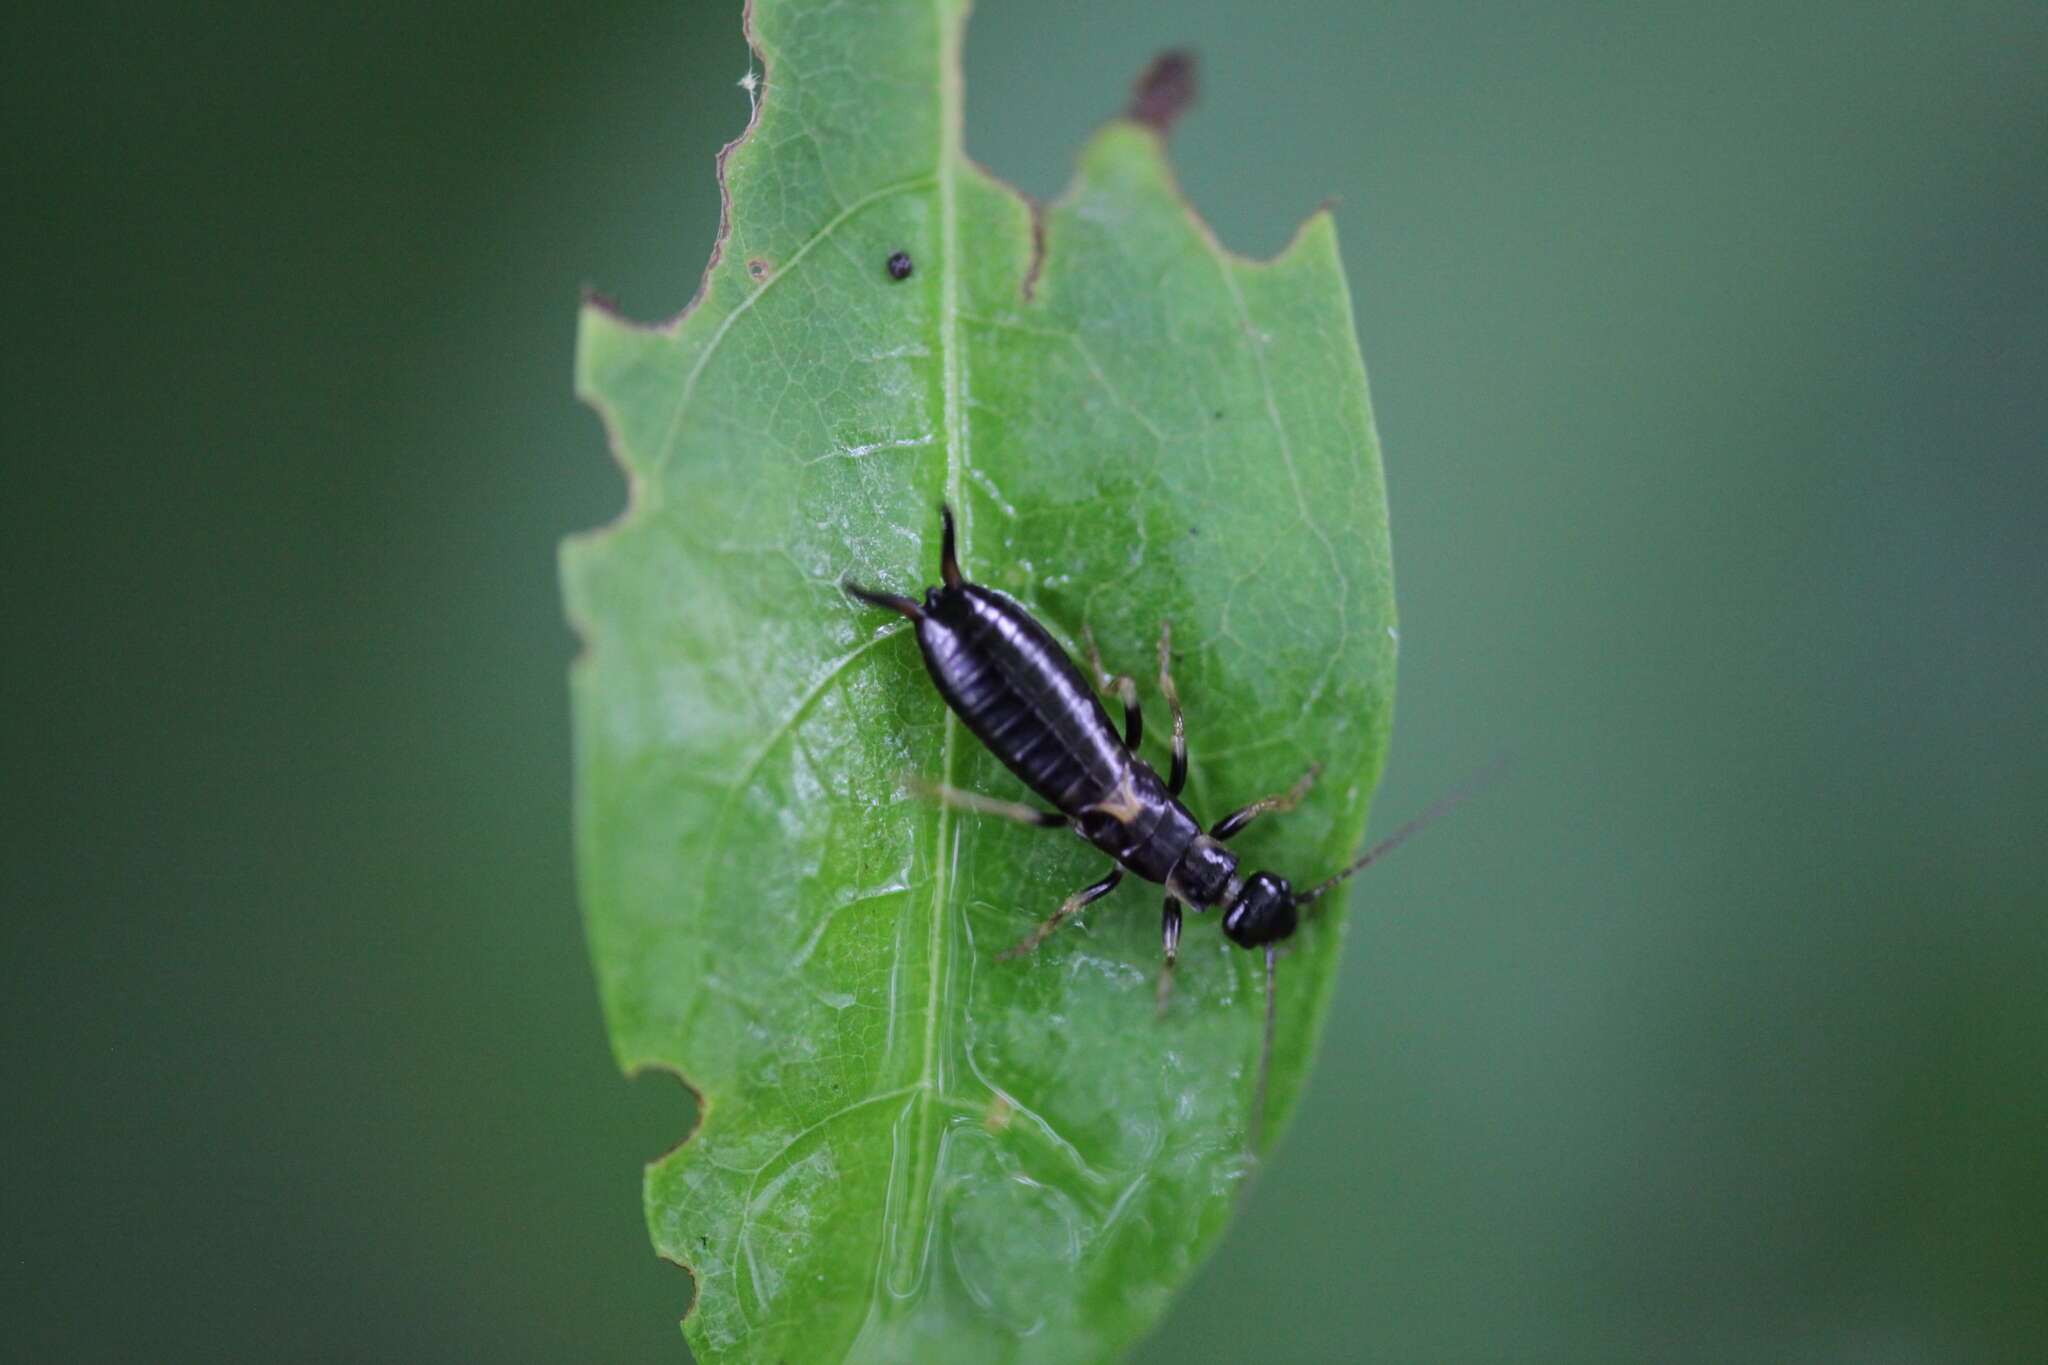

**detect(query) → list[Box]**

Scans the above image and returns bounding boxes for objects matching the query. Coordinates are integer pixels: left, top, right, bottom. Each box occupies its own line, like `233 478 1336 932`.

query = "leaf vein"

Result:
653 170 939 478
1212 260 1351 713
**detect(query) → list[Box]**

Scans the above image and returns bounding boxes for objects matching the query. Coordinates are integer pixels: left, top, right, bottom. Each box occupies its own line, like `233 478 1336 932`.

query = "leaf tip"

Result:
1065 53 1345 277
1267 196 1346 270
1124 47 1197 137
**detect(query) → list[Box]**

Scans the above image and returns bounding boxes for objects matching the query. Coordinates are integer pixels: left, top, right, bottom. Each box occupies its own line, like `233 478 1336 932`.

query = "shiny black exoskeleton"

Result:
839 501 1499 1154
844 505 1363 981
846 503 1489 1151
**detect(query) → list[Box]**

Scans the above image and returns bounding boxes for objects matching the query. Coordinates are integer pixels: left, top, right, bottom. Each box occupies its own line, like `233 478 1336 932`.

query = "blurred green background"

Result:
7 0 2044 1359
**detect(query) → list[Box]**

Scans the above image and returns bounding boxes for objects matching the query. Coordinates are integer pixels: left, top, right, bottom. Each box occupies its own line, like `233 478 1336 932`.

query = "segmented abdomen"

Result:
915 585 1127 810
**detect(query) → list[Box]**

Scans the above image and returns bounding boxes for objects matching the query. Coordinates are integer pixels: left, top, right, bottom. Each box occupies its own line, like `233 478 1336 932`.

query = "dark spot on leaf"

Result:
747 258 770 281
886 249 914 280
1127 49 1196 135
1212 410 1224 420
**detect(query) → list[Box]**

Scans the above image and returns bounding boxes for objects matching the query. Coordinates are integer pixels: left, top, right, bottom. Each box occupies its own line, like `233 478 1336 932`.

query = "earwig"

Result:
846 504 1485 1152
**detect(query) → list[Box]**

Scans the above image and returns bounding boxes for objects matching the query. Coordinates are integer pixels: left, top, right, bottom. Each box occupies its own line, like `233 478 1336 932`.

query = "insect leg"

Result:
903 774 1066 828
1082 625 1145 750
1211 763 1322 840
1156 621 1186 794
1155 895 1183 1018
997 866 1125 959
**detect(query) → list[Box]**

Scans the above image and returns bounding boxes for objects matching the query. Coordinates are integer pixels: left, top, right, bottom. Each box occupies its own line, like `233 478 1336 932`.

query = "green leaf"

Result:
563 3 1394 1360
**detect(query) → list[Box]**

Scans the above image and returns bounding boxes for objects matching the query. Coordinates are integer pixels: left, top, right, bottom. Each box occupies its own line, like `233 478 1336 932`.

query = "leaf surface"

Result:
564 3 1395 1359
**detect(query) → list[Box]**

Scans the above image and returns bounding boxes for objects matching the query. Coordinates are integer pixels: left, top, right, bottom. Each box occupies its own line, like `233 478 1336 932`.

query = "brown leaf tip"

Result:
1127 48 1197 135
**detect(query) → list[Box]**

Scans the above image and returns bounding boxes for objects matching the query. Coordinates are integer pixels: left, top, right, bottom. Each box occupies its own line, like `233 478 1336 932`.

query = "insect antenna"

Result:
1296 757 1510 907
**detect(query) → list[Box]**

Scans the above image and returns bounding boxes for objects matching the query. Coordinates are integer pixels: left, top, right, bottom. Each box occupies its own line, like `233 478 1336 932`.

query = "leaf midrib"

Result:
877 0 970 1315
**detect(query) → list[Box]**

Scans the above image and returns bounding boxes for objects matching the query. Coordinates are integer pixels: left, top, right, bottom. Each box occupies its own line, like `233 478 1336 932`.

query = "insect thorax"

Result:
1166 834 1239 909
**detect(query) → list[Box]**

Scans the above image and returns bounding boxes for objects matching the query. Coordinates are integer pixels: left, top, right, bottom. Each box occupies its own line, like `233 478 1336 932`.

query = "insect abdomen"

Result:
1073 768 1201 884
915 585 1127 810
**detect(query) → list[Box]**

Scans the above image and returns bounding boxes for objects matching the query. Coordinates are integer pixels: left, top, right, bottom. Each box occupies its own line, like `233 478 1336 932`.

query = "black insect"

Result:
885 250 914 280
845 505 1483 1148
